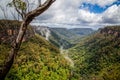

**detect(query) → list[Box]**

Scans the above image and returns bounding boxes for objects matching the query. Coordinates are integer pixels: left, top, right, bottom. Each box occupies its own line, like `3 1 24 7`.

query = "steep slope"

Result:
33 26 77 49
49 28 77 49
33 26 95 49
0 20 71 80
50 28 95 47
5 35 70 80
69 26 120 80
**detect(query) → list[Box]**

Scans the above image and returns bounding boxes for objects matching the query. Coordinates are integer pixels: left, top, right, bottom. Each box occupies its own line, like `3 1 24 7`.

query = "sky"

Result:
0 0 120 29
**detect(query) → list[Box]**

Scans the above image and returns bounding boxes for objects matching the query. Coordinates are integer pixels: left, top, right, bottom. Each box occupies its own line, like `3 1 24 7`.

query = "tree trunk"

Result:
0 21 28 80
0 0 55 79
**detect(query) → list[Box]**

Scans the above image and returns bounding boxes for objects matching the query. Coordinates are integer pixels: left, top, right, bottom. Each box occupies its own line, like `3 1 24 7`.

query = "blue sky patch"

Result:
80 0 120 13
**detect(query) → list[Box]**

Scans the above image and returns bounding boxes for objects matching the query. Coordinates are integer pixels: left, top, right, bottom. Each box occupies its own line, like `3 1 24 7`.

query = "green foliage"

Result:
48 28 76 49
49 28 82 49
15 0 26 11
69 26 120 80
0 35 71 80
35 27 94 49
0 20 71 80
0 44 10 69
1 19 119 80
8 0 27 11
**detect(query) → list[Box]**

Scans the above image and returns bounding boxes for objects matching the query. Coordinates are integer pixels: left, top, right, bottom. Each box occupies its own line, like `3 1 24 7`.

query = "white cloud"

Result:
36 0 120 29
102 5 120 23
76 4 120 27
0 0 120 29
96 0 117 7
38 0 82 23
77 9 101 23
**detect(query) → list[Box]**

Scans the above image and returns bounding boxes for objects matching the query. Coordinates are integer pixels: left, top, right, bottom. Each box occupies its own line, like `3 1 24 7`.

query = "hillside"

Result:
49 28 95 49
1 20 119 80
4 35 71 80
0 20 71 80
69 26 120 80
49 28 77 49
33 26 95 49
69 28 94 36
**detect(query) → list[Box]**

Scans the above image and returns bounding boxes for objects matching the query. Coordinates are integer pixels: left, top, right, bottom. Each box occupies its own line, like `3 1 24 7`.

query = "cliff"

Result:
0 20 34 43
100 26 120 37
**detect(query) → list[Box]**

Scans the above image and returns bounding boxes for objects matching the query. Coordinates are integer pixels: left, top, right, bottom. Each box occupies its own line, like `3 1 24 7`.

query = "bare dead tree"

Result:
0 0 55 80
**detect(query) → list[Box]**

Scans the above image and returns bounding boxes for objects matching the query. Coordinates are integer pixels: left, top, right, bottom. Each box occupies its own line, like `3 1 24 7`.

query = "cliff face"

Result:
100 26 120 37
0 20 34 43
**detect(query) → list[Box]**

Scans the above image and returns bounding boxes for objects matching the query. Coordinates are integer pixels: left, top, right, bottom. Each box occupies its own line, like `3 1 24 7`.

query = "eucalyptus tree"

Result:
0 0 55 79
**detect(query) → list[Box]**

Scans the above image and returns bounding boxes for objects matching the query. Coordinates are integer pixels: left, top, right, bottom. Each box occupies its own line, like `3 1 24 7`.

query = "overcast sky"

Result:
0 0 120 29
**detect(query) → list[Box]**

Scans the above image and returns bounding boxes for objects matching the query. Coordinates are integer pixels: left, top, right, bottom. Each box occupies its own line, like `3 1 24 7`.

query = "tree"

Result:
0 0 55 79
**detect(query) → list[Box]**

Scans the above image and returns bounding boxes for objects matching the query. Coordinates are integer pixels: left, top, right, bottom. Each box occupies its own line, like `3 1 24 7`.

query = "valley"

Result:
32 24 120 80
69 26 120 80
0 20 120 80
32 25 95 49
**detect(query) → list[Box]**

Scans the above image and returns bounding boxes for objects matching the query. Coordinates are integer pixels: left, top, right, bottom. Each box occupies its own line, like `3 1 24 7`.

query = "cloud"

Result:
102 5 120 24
77 4 120 27
0 0 120 29
77 9 101 23
37 0 82 23
36 0 120 29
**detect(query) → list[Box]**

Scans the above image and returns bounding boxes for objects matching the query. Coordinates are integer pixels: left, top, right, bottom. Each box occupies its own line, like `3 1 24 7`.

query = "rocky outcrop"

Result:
100 26 120 37
32 25 51 41
0 20 34 44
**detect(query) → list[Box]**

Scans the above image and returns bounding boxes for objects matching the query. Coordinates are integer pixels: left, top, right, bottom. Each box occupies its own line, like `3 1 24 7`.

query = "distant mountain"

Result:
69 25 120 80
69 28 94 36
33 26 77 49
49 28 78 49
33 26 95 49
50 28 77 39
